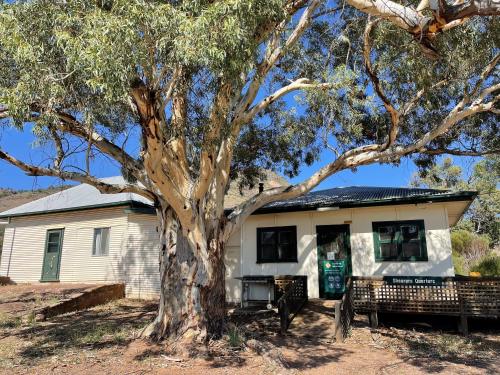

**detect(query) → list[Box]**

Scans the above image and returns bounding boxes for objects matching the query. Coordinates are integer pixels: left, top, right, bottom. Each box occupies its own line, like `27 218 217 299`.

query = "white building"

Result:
0 177 475 301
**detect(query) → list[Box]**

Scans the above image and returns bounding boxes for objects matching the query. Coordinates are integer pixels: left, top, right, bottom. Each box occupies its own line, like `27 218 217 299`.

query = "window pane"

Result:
278 231 291 245
380 242 398 258
261 244 275 260
101 228 110 255
48 232 60 244
261 231 275 245
379 226 395 241
402 241 421 258
277 244 291 260
47 242 59 253
401 225 419 241
93 229 102 255
93 228 110 256
401 224 420 258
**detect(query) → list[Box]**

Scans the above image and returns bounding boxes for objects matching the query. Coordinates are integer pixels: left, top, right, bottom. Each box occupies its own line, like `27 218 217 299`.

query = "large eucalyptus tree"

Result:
0 0 498 341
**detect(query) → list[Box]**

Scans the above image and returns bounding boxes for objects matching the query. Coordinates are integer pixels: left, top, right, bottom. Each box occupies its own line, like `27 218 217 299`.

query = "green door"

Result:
41 229 64 282
316 225 351 298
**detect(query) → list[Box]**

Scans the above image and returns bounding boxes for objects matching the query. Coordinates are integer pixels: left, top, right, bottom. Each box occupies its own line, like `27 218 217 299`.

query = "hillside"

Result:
0 186 71 259
0 171 288 259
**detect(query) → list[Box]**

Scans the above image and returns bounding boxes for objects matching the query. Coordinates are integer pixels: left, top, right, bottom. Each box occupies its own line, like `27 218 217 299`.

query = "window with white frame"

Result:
92 227 110 256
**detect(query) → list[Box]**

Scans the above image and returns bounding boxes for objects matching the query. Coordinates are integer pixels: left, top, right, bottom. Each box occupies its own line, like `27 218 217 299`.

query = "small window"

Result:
373 220 427 261
257 226 297 263
92 227 110 256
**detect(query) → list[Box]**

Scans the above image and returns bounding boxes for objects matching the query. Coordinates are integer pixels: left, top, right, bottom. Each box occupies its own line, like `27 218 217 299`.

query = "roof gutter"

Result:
0 200 153 220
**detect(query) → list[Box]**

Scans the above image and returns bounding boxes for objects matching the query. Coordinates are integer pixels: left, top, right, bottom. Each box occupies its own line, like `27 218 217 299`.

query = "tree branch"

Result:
363 18 400 149
232 0 322 127
48 126 64 170
242 78 334 123
346 0 500 55
225 52 500 238
54 111 144 175
0 148 155 200
422 147 500 156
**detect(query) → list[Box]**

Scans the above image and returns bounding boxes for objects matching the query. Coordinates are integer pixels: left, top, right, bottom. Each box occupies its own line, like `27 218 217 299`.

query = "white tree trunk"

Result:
142 206 226 342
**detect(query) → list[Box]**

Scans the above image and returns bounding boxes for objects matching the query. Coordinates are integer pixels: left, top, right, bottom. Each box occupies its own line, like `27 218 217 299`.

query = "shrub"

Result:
452 250 466 276
451 230 490 270
451 230 474 254
226 324 243 348
470 254 500 276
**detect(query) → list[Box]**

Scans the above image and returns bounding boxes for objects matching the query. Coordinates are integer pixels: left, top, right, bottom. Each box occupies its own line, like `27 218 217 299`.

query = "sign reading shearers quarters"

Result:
385 276 443 286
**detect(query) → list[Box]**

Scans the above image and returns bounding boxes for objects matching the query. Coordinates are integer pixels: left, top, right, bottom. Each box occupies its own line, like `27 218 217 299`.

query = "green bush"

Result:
470 254 500 276
452 250 466 276
451 230 490 255
451 230 474 254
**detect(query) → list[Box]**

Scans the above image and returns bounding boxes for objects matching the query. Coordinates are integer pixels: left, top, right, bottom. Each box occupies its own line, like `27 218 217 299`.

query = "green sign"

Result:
323 260 346 295
384 276 443 286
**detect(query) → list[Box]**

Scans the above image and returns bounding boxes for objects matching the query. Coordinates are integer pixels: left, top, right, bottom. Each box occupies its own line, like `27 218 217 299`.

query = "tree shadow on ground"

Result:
12 299 157 362
225 301 353 371
372 313 500 374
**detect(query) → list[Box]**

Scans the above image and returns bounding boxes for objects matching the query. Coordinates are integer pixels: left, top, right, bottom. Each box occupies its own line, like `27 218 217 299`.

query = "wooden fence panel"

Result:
353 276 500 318
277 276 308 334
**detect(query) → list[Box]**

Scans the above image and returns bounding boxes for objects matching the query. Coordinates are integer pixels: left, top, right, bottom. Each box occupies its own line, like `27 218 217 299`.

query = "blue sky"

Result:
0 122 479 191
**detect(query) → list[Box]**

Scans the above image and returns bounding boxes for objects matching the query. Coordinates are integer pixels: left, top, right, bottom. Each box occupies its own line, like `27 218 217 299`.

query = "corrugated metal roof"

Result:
0 179 476 219
256 186 476 213
0 176 153 218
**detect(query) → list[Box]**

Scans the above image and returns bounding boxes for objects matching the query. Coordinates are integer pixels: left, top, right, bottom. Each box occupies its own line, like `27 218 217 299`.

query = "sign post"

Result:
323 259 346 297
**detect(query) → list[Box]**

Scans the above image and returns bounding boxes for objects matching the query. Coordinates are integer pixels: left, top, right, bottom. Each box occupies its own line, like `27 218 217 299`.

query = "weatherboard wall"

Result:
121 213 161 299
0 207 128 285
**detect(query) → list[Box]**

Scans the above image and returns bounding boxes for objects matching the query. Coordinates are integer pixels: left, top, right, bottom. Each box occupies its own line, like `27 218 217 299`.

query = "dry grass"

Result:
0 299 156 369
0 294 498 374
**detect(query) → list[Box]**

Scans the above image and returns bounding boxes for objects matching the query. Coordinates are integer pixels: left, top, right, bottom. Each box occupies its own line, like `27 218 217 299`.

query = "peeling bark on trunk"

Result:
142 206 226 342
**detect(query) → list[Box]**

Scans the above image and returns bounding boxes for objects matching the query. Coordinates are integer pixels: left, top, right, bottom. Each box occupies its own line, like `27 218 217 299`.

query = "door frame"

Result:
40 228 65 282
316 224 352 298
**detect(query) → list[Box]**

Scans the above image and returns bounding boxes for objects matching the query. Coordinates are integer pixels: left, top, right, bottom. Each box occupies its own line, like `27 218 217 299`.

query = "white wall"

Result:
350 204 454 277
239 203 455 299
225 228 241 302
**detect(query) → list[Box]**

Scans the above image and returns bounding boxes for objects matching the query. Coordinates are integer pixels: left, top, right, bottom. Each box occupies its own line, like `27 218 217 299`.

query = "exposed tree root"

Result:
245 338 289 370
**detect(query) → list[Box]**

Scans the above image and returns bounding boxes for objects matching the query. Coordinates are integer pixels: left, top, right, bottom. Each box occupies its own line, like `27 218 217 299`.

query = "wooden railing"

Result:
334 277 354 342
277 276 308 334
352 276 500 334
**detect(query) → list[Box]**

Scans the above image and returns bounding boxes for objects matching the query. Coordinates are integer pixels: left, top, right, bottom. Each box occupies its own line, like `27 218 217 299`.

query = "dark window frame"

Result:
372 220 428 262
257 226 298 263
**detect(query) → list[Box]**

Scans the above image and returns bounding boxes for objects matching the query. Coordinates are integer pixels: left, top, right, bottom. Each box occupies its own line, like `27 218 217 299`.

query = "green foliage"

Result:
452 250 466 276
468 156 500 245
226 324 244 348
410 157 465 190
470 254 500 276
0 1 498 192
414 156 500 246
451 229 490 254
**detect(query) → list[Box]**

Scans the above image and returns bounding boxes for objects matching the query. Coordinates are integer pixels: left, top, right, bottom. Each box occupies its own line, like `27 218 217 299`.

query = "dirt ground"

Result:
0 283 99 316
0 284 499 375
